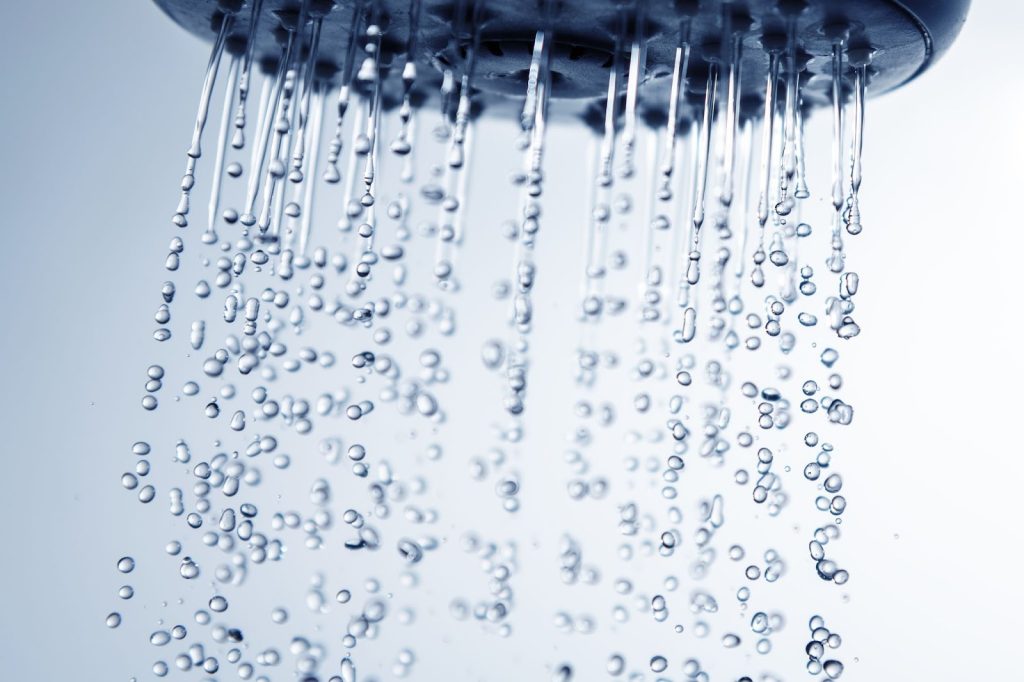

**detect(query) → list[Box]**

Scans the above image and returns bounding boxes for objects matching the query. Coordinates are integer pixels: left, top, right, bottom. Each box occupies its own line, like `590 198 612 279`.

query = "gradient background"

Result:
2 0 1023 679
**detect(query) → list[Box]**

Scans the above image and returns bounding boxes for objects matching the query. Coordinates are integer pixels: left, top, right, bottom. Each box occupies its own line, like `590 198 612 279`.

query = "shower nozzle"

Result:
152 0 972 312
152 0 970 122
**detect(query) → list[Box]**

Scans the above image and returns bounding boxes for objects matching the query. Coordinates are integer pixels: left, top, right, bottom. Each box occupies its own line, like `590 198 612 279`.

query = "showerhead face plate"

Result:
152 0 969 120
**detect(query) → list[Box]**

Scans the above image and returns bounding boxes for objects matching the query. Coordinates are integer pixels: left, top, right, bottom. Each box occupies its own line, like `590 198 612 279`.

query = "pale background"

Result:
1 0 1022 679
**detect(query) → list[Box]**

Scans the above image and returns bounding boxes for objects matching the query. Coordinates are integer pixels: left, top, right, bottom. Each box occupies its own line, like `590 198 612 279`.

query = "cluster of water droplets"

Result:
108 0 883 679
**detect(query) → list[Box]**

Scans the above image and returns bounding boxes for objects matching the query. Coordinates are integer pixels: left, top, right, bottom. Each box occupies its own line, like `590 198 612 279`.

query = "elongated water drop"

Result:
794 102 810 199
391 0 422 155
657 19 691 200
187 12 235 161
691 61 719 236
829 37 846 212
240 30 296 226
173 10 235 227
776 18 799 217
733 118 754 282
681 306 697 343
752 40 782 285
358 24 384 211
597 9 627 187
435 6 481 283
297 82 325 255
231 0 264 150
288 14 325 183
324 0 364 183
520 30 547 133
206 54 239 241
846 54 869 236
756 43 781 228
255 63 298 232
719 30 742 207
619 5 647 179
340 656 356 682
684 57 720 295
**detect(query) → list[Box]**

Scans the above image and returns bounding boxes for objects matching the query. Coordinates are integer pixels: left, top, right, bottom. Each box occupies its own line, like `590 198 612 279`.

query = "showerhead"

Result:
150 0 972 338
153 0 971 123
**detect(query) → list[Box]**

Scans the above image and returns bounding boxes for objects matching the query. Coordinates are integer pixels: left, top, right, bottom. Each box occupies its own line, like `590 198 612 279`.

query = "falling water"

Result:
113 5 880 680
619 4 646 179
172 9 235 228
205 54 240 244
231 0 264 150
286 12 325 184
323 0 364 184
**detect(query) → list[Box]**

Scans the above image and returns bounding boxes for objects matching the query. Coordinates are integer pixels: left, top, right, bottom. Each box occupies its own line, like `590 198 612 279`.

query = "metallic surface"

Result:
152 0 970 120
